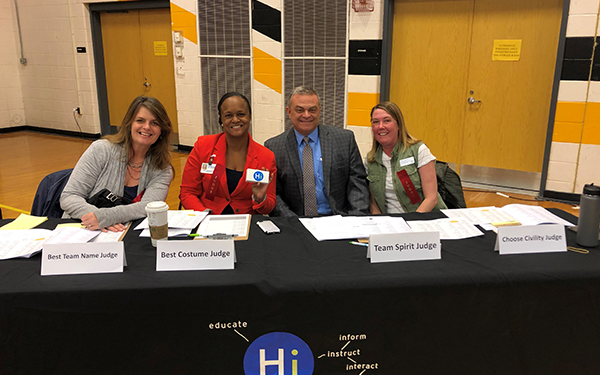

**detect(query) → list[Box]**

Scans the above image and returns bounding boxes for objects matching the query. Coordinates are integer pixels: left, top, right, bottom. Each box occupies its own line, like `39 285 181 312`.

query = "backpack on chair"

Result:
435 161 466 209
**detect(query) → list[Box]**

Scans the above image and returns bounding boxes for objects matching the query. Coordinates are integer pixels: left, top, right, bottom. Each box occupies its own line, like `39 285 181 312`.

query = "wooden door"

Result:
101 8 179 132
461 0 562 172
390 0 474 165
101 11 144 127
391 0 562 174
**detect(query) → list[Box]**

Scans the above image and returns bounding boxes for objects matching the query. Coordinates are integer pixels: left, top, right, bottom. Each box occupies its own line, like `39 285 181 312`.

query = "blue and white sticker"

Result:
246 168 270 183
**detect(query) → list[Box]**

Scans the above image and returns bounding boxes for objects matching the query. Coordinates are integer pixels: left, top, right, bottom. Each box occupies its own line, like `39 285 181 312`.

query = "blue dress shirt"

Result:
294 127 332 215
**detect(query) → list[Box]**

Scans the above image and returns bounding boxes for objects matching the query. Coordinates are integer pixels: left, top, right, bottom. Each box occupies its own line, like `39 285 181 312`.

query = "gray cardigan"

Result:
60 139 173 228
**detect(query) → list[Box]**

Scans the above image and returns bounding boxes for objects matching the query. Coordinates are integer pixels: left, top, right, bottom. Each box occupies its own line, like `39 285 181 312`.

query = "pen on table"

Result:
349 241 368 247
189 234 201 237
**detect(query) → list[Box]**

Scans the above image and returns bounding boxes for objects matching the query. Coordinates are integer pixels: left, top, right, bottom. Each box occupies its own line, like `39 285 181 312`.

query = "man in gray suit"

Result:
264 86 369 217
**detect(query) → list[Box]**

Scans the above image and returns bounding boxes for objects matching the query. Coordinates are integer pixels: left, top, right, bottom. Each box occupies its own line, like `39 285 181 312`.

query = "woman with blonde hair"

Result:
366 101 446 214
61 96 174 231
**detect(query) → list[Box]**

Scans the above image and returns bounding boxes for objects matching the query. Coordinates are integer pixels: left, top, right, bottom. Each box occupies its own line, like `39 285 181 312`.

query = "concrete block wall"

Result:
548 0 600 194
347 0 384 158
170 0 202 147
0 0 26 129
251 0 283 146
6 0 104 134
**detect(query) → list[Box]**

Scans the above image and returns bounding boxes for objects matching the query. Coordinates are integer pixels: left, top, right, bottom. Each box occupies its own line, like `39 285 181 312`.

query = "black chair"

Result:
31 169 73 218
436 161 466 209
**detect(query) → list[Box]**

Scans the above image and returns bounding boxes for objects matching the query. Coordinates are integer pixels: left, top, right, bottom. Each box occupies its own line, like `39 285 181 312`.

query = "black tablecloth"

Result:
1 210 599 374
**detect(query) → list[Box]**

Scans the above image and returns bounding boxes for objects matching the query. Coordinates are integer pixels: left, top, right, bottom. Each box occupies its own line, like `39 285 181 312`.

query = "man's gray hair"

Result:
287 86 321 107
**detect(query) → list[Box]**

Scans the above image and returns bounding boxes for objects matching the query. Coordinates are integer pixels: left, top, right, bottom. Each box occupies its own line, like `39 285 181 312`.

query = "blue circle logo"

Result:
243 332 314 375
253 171 264 181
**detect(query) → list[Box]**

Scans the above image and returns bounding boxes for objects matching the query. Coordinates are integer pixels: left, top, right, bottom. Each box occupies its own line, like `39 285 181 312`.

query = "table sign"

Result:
41 242 124 276
156 239 235 271
496 224 566 254
368 232 441 263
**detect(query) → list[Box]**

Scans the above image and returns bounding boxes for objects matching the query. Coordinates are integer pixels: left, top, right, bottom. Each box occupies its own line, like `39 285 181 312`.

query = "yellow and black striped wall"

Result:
548 0 600 196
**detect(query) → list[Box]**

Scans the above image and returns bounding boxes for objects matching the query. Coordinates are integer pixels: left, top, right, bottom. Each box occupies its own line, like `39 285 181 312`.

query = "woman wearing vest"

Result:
366 101 447 214
179 92 276 215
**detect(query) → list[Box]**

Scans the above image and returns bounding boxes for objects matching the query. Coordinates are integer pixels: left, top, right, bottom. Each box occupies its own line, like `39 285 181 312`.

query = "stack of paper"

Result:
442 204 574 230
406 218 484 240
299 216 412 241
135 210 209 237
0 224 128 260
0 229 52 259
0 214 47 231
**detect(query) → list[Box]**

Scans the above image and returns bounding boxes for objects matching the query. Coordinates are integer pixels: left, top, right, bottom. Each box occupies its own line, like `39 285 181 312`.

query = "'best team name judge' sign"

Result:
156 239 235 271
369 232 441 263
41 242 124 276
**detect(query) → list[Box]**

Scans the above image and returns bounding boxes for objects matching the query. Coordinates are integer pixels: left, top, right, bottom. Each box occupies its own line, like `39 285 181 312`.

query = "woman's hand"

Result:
81 212 125 232
81 212 100 231
104 223 126 233
251 168 272 204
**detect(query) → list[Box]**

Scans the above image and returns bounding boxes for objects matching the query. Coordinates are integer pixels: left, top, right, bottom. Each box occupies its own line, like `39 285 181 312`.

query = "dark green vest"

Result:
367 142 447 213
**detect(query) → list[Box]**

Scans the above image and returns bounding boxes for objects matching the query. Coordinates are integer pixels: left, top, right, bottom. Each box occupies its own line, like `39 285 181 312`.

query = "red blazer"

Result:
179 133 277 215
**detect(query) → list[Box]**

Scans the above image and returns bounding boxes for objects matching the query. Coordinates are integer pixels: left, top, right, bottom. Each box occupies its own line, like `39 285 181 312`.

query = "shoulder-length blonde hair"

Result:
366 101 419 163
104 96 173 172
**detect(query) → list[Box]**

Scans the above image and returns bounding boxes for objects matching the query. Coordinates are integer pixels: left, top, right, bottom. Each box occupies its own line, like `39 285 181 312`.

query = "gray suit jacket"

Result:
264 125 369 217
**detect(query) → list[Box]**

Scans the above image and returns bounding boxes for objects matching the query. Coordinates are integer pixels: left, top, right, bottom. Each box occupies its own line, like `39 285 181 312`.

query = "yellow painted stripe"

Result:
347 108 372 127
583 102 600 145
552 122 582 144
347 92 380 111
554 101 586 123
0 204 30 215
253 47 282 94
170 3 198 45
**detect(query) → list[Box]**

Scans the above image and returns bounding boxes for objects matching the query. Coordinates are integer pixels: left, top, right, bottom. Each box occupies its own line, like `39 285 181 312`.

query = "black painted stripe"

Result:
561 59 592 81
252 0 281 43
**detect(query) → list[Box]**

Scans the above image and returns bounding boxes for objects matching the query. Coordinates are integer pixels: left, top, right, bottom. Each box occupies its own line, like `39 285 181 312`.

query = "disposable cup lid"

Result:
145 201 169 212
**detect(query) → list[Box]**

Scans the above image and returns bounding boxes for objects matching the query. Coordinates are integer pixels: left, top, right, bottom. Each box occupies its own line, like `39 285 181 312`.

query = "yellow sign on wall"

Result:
154 41 168 56
492 39 522 61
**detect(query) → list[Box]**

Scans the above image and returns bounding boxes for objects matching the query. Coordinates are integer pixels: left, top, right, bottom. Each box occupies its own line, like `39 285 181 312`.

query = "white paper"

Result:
500 204 575 227
196 214 250 238
441 206 516 225
299 216 413 241
407 218 484 240
139 228 192 237
135 210 209 230
90 230 125 243
44 227 100 244
0 229 52 259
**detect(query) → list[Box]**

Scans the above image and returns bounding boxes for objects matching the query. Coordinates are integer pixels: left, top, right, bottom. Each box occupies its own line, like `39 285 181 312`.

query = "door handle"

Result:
468 96 481 104
143 77 151 88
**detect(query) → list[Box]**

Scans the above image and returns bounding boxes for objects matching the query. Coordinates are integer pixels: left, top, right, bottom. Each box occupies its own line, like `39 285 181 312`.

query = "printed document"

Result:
299 216 413 241
407 218 484 240
0 229 52 259
135 210 208 230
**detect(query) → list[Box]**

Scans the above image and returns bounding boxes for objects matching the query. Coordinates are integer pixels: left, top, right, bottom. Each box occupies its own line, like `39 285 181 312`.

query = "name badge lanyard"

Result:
206 154 225 201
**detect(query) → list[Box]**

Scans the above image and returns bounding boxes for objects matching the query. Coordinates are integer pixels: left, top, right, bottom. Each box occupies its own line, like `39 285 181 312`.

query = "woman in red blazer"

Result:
179 92 277 215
